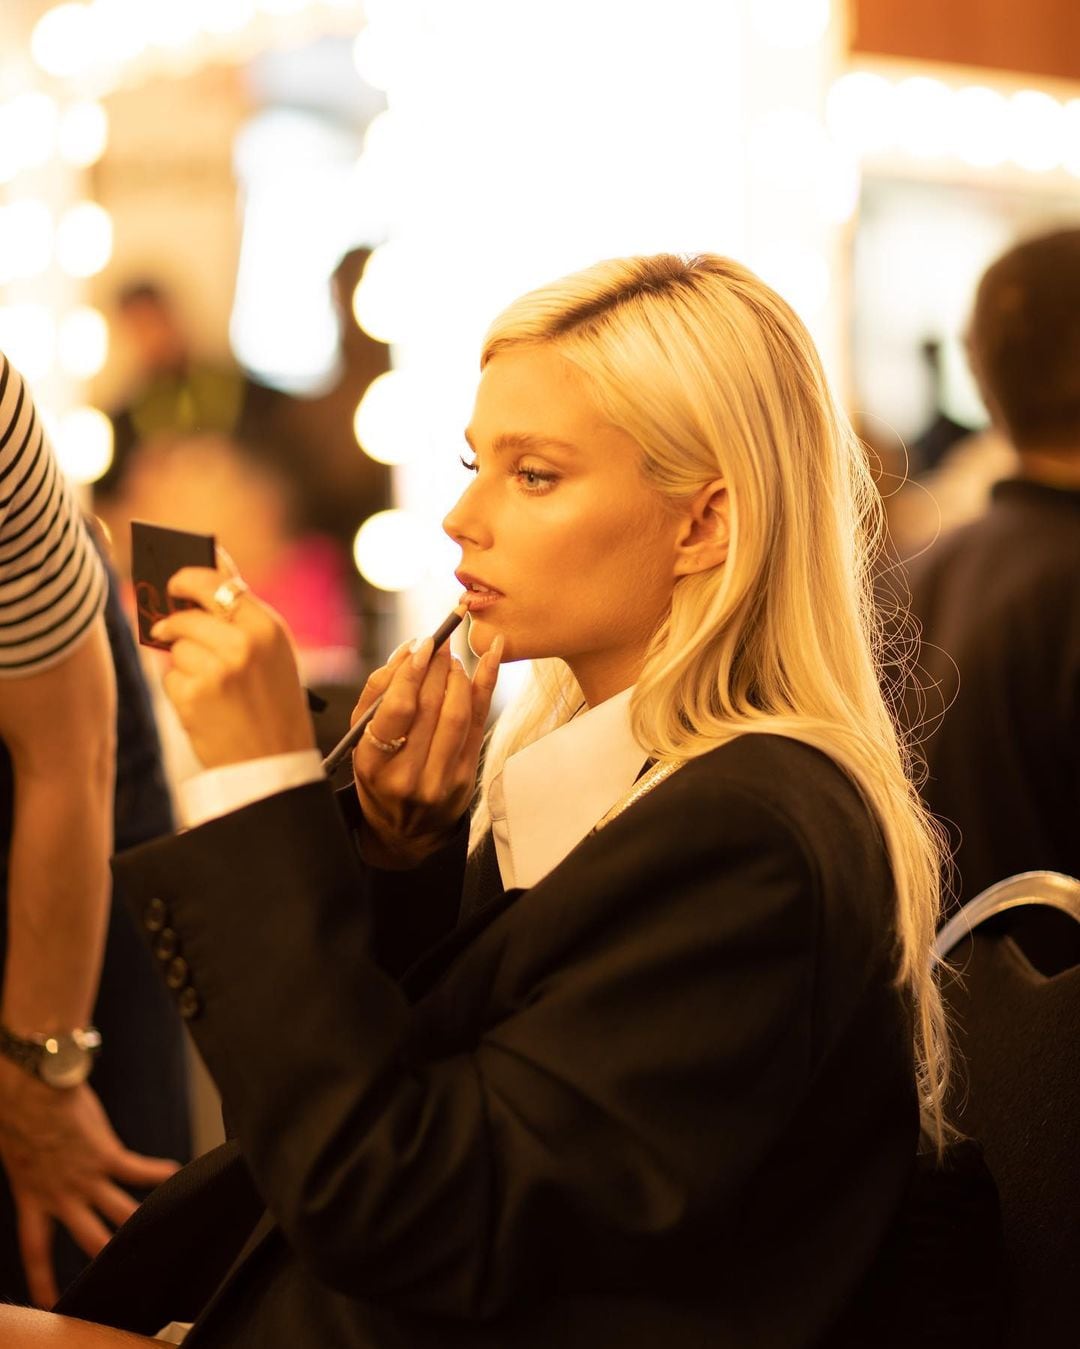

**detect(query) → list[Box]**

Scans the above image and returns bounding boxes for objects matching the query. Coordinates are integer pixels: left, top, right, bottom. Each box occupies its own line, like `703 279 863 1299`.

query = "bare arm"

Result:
0 618 178 1307
0 1304 157 1346
0 616 115 1033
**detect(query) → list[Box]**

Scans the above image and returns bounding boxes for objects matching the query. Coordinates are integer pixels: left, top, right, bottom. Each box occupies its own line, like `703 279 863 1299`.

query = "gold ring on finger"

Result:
210 576 250 622
365 725 408 755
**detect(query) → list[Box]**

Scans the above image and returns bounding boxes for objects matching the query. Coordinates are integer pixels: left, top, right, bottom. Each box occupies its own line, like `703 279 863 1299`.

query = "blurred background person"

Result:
904 227 1080 913
101 282 247 503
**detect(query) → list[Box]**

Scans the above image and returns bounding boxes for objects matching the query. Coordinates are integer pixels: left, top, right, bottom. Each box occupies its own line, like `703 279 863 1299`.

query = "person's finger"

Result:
382 643 453 780
149 607 249 654
421 657 474 795
17 1200 57 1309
54 1198 113 1261
108 1149 181 1190
161 666 198 716
165 565 233 607
350 643 412 725
166 635 228 679
88 1179 140 1231
215 543 240 577
352 636 435 776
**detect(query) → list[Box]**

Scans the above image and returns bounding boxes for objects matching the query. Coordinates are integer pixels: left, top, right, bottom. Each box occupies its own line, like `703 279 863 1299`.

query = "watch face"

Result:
39 1037 93 1089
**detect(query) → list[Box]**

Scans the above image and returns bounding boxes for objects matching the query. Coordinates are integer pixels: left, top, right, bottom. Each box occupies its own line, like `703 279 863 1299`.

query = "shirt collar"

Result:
488 687 647 891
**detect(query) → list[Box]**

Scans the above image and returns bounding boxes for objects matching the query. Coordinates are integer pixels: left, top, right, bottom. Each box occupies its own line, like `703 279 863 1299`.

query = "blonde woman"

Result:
4 256 997 1347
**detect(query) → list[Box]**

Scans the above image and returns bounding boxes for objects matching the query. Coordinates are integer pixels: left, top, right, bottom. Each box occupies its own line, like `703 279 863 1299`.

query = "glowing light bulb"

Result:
58 101 109 168
949 86 1009 168
351 243 416 346
56 407 114 485
0 201 54 283
31 3 96 80
1007 90 1064 172
0 306 56 383
58 307 109 380
352 510 433 591
894 77 952 159
353 370 429 465
825 72 897 156
10 93 61 171
55 203 114 279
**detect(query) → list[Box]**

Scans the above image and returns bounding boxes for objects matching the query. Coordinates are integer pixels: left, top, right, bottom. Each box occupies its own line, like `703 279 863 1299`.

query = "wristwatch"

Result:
0 1024 101 1088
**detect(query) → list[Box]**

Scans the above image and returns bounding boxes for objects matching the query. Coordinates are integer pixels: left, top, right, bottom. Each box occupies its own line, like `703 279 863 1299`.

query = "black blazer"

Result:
59 734 922 1347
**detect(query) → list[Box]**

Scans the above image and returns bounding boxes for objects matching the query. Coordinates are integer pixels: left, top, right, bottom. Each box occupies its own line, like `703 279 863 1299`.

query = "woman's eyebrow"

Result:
463 429 579 455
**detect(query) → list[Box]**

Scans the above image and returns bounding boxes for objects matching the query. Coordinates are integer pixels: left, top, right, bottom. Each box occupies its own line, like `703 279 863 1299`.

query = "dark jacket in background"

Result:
905 478 1080 906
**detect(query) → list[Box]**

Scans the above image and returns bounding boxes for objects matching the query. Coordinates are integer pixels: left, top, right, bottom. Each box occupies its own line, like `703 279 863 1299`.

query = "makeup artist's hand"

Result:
150 566 316 769
350 632 502 868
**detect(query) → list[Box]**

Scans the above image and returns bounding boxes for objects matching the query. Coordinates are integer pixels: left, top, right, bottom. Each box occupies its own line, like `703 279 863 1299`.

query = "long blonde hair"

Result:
471 253 950 1151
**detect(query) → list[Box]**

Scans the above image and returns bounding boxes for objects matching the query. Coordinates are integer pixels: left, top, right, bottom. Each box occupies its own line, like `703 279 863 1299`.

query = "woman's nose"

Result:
443 480 488 548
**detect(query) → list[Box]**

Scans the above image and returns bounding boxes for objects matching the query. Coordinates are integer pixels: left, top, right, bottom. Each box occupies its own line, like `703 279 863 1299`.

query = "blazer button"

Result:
177 986 202 1020
154 928 179 963
165 956 189 991
144 897 168 933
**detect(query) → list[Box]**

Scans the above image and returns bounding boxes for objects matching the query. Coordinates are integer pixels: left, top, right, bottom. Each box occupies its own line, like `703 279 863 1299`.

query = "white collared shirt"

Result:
488 686 647 891
175 691 648 893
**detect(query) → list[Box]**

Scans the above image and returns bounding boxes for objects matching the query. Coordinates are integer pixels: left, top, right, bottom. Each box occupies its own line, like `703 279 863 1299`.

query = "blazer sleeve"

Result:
334 782 466 979
113 768 846 1320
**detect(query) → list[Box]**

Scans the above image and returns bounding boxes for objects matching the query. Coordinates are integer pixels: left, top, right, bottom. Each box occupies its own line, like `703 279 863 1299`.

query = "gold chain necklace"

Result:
591 759 684 833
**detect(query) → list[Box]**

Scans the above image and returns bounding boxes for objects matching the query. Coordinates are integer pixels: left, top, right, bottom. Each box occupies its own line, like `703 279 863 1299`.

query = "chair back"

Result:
936 871 1080 1345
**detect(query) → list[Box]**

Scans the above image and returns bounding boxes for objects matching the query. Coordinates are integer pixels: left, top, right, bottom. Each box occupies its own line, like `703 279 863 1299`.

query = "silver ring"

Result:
365 725 407 755
210 576 249 621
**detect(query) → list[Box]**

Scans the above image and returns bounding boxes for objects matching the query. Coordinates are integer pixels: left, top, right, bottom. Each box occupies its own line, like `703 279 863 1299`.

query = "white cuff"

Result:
177 750 325 829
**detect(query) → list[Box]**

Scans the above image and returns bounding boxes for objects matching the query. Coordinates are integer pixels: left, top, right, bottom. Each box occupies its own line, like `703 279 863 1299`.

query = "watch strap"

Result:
0 1024 101 1082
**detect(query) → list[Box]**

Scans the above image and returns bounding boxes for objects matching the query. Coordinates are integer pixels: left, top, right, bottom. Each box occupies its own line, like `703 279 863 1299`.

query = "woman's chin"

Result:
466 617 500 659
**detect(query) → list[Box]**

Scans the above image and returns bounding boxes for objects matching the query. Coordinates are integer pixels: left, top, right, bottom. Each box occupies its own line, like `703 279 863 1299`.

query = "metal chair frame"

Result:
935 870 1080 963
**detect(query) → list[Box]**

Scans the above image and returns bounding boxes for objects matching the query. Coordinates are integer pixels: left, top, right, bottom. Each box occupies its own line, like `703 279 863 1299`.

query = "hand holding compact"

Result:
151 566 316 769
350 631 502 867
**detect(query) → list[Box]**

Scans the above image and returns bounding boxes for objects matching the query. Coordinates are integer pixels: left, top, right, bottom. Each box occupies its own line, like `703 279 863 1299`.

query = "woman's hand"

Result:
151 566 316 769
350 632 502 868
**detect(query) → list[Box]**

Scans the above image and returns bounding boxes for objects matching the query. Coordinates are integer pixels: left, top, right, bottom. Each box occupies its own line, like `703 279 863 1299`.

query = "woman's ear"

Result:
673 478 729 577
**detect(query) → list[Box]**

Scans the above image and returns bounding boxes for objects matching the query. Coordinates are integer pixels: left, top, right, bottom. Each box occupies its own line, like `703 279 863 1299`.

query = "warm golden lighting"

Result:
58 100 109 168
58 307 110 380
55 202 114 278
352 370 427 466
352 510 433 591
0 305 56 382
31 3 96 80
0 201 54 283
56 407 114 485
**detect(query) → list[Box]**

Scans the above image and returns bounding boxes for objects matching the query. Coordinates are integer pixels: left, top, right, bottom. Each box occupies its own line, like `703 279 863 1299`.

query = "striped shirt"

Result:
0 353 106 676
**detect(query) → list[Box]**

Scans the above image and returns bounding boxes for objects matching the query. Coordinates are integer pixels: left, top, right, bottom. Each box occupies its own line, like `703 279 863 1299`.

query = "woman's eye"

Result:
515 464 558 493
459 454 479 473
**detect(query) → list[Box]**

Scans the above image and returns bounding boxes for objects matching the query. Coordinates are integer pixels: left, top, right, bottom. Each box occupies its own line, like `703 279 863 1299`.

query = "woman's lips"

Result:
457 573 503 613
463 588 501 614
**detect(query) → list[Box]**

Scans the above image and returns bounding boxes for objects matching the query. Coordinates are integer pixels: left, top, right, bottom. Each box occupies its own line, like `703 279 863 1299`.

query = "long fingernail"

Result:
491 634 505 662
411 636 434 670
